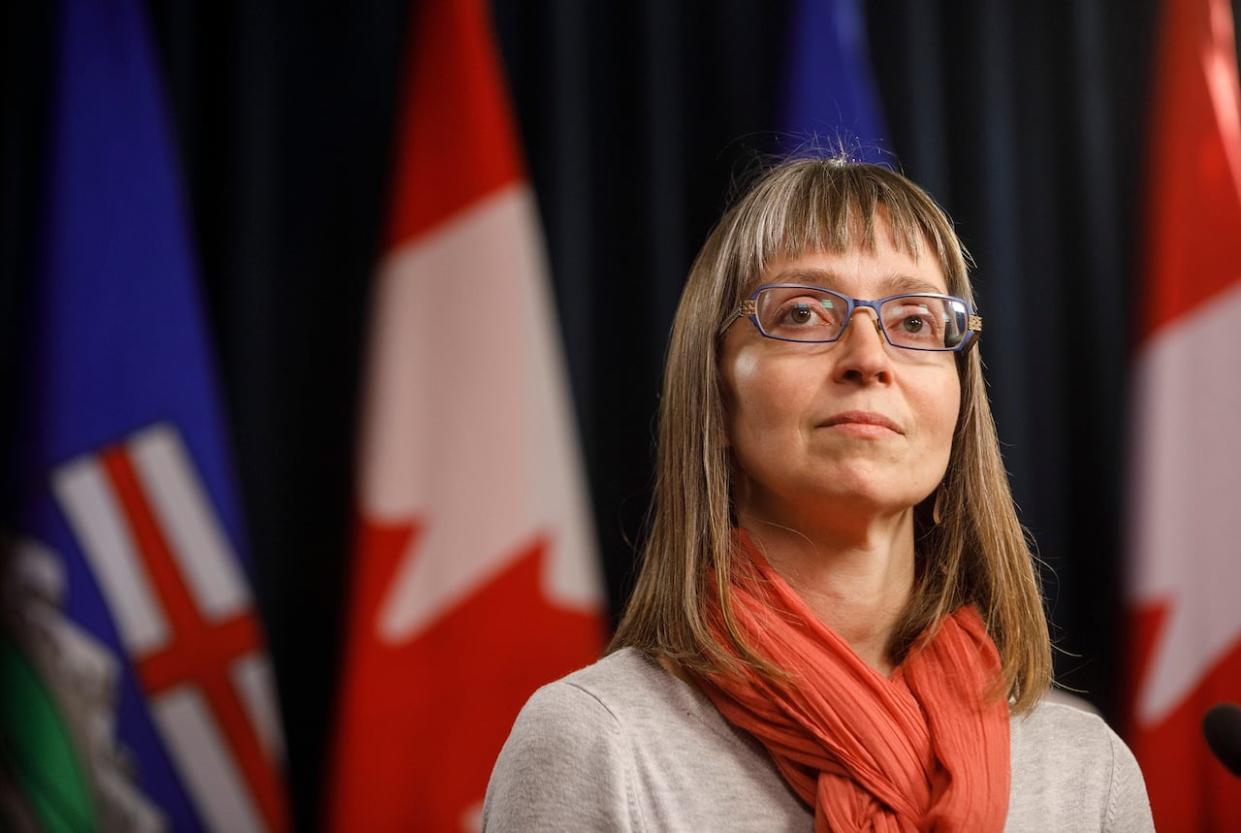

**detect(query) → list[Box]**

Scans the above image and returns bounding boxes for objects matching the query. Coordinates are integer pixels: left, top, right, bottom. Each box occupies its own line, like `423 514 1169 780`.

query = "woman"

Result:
483 158 1154 832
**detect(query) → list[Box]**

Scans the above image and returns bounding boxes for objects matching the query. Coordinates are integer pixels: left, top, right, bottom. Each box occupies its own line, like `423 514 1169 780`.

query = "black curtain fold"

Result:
1 1 55 523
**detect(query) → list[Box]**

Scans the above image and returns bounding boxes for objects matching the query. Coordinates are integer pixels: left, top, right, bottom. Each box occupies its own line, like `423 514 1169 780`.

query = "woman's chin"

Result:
798 475 929 518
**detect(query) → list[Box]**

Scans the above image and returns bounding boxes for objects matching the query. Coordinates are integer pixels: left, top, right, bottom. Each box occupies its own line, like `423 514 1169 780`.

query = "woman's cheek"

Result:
727 349 770 434
927 373 961 466
729 380 793 474
728 344 764 390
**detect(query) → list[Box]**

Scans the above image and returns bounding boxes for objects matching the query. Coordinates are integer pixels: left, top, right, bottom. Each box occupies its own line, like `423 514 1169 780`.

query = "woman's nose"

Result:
831 308 893 385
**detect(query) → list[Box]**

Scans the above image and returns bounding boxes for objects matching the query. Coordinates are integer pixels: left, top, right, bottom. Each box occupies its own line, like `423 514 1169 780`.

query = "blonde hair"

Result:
607 157 1052 713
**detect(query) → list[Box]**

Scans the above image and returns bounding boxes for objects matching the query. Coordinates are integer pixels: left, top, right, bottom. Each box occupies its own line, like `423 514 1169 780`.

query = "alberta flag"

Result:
782 0 889 161
0 1 289 831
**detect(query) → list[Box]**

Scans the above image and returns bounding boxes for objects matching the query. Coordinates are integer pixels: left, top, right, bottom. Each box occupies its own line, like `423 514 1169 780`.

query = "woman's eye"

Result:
901 315 926 333
776 301 824 326
762 293 840 333
787 303 815 324
885 302 944 342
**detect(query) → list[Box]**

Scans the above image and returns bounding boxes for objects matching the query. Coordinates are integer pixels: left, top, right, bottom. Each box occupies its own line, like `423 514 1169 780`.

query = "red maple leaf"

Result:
328 516 605 832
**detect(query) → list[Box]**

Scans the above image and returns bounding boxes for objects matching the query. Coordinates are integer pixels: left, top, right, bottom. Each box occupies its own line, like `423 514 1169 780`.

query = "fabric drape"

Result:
700 532 1010 833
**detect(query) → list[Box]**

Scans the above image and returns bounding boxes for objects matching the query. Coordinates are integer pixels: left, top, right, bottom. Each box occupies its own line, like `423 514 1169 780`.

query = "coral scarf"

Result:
698 531 1010 832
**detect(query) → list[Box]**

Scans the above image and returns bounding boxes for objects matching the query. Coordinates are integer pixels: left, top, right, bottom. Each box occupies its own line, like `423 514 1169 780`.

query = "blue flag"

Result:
1 1 288 830
782 0 890 162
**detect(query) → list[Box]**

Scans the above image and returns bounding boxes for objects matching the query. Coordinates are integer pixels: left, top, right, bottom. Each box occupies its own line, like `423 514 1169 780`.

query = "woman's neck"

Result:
737 504 916 676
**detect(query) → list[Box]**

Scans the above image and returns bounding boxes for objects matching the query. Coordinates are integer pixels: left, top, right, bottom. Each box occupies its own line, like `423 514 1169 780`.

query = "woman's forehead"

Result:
742 242 950 298
763 255 947 290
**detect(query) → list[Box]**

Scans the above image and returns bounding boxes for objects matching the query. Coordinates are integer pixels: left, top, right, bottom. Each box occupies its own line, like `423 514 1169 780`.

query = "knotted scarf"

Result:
697 530 1010 832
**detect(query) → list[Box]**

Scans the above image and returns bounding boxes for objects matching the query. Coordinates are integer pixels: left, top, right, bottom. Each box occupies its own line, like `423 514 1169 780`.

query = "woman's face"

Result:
720 223 961 526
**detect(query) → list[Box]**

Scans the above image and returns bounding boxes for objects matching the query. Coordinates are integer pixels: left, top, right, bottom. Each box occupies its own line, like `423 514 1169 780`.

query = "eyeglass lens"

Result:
754 286 968 350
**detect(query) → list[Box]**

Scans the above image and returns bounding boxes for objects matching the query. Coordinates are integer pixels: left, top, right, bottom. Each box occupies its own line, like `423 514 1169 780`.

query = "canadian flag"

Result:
1125 0 1241 829
326 1 606 830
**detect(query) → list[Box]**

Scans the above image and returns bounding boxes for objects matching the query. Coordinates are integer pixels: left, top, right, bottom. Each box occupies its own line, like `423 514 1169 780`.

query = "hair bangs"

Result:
724 162 968 307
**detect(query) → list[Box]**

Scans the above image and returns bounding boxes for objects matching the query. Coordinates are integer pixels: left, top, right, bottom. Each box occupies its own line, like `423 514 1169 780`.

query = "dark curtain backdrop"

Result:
6 1 1222 830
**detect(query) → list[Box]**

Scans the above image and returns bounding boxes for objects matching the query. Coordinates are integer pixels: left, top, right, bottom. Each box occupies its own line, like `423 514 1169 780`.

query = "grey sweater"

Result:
483 648 1155 832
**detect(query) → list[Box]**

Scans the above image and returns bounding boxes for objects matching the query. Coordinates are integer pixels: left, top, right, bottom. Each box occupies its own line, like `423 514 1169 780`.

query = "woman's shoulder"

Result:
482 653 648 832
1012 694 1113 747
512 647 685 730
500 646 749 755
1006 696 1154 833
484 648 796 832
557 646 675 701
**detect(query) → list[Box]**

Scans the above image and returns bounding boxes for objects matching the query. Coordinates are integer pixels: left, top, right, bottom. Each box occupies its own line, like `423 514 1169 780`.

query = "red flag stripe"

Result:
385 0 523 248
1139 0 1241 342
101 448 288 832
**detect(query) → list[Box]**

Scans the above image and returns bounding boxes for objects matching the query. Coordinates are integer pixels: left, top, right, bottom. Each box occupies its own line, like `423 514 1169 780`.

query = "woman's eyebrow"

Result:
767 267 845 287
766 268 946 295
882 273 946 294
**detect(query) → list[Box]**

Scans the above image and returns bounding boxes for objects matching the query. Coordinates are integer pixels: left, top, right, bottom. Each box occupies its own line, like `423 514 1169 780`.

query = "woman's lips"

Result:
819 410 903 435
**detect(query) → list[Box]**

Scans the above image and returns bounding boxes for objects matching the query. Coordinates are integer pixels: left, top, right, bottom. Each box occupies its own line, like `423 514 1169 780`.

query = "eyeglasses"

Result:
718 283 982 353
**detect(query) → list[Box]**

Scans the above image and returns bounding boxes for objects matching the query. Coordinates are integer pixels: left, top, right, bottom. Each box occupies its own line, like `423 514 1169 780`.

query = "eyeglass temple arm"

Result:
717 300 757 337
958 313 984 353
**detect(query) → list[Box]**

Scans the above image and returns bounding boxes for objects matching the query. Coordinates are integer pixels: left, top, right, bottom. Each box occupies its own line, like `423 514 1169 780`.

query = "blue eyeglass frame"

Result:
717 283 983 353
